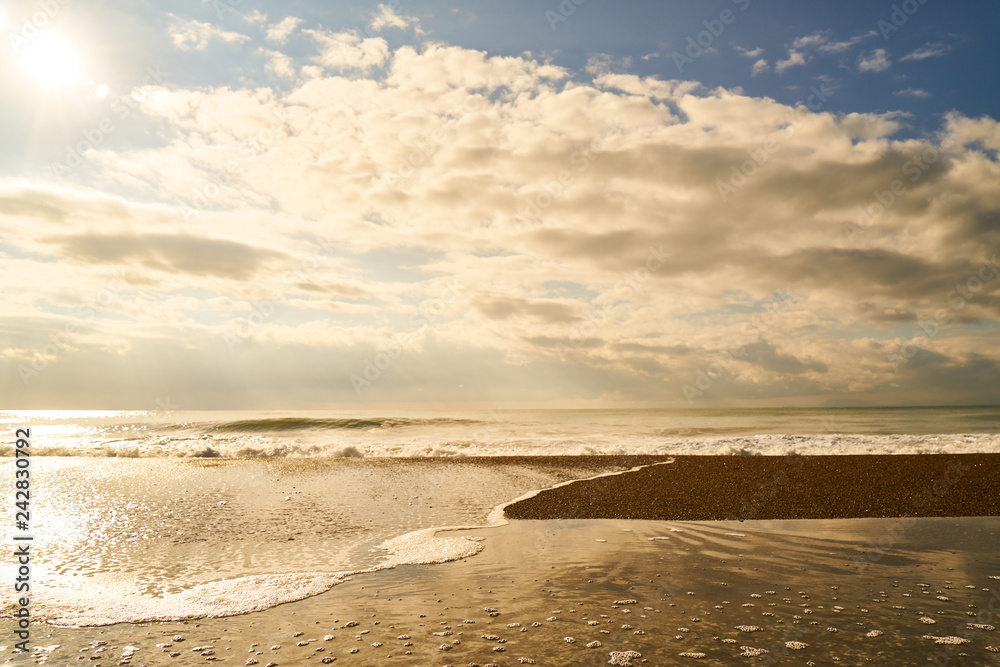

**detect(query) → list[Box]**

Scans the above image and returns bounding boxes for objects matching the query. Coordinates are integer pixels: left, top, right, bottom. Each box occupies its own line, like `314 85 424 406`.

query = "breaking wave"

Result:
2 408 998 458
203 416 480 433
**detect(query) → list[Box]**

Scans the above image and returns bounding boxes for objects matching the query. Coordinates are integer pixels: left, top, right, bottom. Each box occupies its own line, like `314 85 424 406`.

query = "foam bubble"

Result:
922 635 971 645
967 624 995 631
36 573 347 626
376 529 484 567
608 650 642 666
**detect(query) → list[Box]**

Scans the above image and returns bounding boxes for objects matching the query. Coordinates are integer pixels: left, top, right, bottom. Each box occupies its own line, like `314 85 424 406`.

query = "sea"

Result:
1 406 998 637
3 405 999 459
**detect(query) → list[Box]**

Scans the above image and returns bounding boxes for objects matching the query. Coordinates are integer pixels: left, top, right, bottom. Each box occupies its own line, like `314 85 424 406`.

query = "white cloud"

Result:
816 32 874 53
305 28 390 72
777 30 875 70
300 65 324 79
266 16 304 44
9 42 1000 407
858 49 891 72
734 45 764 59
791 33 826 50
243 9 267 25
168 15 250 51
261 49 296 79
751 58 769 76
789 30 875 54
585 54 633 77
386 43 567 93
369 3 422 34
894 88 931 99
775 51 806 73
943 112 1000 151
901 42 951 61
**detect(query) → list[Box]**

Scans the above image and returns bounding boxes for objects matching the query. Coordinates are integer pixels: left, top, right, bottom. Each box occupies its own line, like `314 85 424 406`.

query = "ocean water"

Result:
2 406 999 458
1 407 997 630
2 456 642 626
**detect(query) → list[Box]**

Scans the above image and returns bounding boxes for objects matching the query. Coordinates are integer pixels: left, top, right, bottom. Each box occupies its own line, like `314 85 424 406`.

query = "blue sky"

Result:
1 0 999 408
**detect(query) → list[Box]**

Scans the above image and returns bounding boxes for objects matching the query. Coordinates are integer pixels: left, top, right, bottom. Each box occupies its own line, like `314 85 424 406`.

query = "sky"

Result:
1 0 999 409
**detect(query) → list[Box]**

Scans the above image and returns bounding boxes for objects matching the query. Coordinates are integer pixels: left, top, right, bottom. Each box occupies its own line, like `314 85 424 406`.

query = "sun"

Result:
20 31 81 87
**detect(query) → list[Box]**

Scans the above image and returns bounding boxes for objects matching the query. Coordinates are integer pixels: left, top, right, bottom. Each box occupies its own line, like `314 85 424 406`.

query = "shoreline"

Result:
9 455 660 628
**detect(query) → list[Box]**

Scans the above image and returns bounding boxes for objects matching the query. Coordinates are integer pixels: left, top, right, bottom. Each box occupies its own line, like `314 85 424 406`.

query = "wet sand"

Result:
8 516 1000 665
11 456 658 627
4 454 1000 665
506 454 1000 521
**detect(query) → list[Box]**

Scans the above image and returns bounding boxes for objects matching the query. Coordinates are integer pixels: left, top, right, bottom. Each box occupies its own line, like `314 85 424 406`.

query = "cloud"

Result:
243 10 267 25
895 88 931 99
775 51 806 73
943 113 1000 152
734 46 764 59
783 30 873 57
264 55 296 80
168 15 250 51
305 28 390 72
260 49 296 78
791 33 827 50
773 31 876 74
45 233 288 280
751 58 769 76
739 340 828 374
858 49 891 72
585 54 633 77
808 31 874 53
369 3 422 34
476 296 581 324
6 41 1000 407
385 42 568 93
266 16 304 44
901 42 951 61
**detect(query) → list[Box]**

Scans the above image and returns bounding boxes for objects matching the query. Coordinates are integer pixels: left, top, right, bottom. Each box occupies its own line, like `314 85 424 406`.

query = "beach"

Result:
506 453 1000 521
8 513 1000 665
3 446 1000 665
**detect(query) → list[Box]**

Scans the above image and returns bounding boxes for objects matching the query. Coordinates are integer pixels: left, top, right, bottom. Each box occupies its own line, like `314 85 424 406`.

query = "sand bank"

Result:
505 454 1000 521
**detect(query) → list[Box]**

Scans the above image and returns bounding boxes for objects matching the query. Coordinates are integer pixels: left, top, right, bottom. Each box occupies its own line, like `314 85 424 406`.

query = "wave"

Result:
9 459 670 626
1 432 999 458
13 533 487 626
653 426 776 437
203 416 481 433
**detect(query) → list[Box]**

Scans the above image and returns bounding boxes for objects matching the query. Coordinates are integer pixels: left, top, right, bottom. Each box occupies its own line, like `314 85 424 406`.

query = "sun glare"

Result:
20 31 81 87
